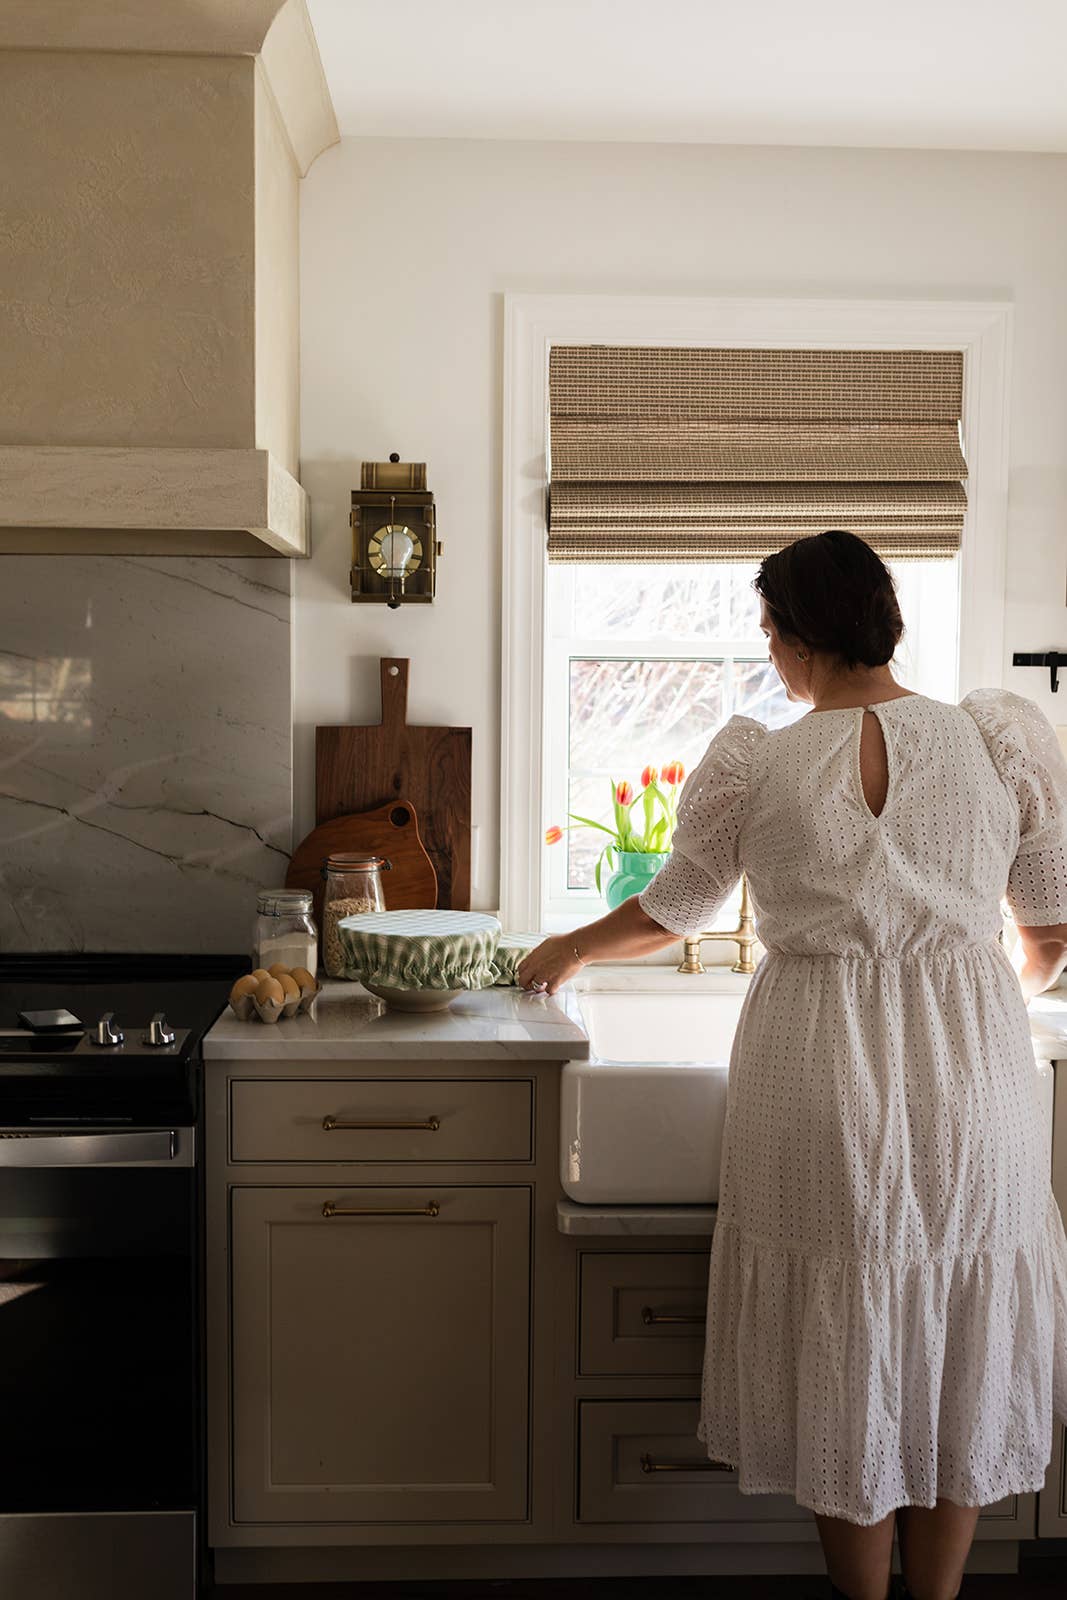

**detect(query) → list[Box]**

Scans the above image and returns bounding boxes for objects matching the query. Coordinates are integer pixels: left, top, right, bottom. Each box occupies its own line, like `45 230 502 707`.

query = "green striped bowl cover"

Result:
490 932 544 986
336 910 504 990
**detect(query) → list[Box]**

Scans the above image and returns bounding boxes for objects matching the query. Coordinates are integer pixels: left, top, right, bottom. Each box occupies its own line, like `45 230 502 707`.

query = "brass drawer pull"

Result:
321 1200 440 1218
322 1115 441 1132
640 1453 732 1473
640 1305 705 1325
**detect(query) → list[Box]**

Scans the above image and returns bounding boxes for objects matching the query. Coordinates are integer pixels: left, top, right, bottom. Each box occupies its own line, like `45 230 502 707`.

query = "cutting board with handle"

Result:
315 658 471 909
285 799 438 932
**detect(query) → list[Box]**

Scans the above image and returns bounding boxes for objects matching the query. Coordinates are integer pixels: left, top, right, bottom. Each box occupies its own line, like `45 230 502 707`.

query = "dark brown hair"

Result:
752 529 904 671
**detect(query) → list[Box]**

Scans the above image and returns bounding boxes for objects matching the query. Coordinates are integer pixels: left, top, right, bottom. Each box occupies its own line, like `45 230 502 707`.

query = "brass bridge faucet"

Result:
678 873 759 975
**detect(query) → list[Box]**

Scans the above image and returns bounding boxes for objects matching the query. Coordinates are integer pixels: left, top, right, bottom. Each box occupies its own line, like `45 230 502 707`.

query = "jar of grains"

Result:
321 853 390 978
253 888 319 975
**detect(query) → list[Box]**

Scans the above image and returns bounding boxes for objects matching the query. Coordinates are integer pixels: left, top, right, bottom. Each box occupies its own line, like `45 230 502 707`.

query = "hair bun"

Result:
753 530 904 670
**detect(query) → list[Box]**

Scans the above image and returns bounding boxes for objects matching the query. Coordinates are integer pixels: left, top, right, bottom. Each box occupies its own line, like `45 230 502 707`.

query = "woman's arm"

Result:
515 893 679 996
1011 920 1067 1000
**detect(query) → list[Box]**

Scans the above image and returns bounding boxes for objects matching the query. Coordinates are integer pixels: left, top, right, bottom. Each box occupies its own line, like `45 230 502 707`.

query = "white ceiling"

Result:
307 0 1067 152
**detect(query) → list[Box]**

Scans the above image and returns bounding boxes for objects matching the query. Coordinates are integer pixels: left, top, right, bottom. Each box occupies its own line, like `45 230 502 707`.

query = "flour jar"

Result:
253 889 318 976
321 854 390 978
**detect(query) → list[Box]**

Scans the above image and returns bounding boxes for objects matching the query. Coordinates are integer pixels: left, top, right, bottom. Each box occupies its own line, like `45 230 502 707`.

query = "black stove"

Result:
0 953 247 1123
0 951 248 1600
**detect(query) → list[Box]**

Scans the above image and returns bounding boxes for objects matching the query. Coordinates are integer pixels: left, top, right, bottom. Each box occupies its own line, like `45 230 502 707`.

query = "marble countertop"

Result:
203 967 1067 1064
203 978 591 1061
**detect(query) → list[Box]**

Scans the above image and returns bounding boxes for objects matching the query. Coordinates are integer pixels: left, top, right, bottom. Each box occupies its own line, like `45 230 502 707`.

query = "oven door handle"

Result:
0 1129 194 1167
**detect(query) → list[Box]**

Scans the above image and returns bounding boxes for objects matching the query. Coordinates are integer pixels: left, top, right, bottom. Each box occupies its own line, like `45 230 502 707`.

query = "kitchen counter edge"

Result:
202 978 591 1061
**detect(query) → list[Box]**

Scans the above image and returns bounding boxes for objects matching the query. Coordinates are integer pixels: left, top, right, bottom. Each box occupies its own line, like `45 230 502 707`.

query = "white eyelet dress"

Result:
637 688 1067 1526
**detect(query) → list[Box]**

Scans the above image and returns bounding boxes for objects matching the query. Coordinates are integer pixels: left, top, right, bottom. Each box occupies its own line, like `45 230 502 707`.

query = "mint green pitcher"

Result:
603 850 671 910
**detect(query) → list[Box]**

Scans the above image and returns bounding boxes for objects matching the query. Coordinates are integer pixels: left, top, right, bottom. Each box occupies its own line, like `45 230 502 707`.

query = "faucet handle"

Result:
677 936 707 976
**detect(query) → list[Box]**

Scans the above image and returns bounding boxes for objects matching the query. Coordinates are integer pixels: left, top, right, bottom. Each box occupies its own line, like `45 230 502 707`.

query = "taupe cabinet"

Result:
207 1053 1054 1580
570 1248 1026 1537
230 1184 530 1523
208 1068 539 1548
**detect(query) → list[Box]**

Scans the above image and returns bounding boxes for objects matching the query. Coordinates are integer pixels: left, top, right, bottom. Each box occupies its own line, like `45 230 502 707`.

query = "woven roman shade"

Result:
546 346 967 562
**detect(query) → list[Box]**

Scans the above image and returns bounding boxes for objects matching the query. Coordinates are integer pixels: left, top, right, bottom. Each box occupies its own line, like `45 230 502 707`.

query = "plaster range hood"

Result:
0 446 308 558
0 0 336 558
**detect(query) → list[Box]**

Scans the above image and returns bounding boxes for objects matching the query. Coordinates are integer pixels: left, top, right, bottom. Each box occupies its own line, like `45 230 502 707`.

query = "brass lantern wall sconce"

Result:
351 454 440 609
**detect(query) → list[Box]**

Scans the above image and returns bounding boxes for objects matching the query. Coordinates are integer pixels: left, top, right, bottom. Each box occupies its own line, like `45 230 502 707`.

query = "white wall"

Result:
299 138 1067 912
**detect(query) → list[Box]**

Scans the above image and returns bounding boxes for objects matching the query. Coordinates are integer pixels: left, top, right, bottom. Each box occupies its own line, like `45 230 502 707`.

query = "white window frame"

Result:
500 293 1013 932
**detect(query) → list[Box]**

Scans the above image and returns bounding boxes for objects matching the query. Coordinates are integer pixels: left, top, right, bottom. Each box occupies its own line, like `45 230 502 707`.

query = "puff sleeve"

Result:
961 686 1067 926
637 714 766 938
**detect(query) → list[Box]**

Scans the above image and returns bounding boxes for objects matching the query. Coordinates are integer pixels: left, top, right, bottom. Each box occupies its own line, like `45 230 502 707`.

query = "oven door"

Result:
0 1128 197 1598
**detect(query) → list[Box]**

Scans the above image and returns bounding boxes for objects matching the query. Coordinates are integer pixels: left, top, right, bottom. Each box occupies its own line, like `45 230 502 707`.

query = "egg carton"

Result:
229 968 321 1024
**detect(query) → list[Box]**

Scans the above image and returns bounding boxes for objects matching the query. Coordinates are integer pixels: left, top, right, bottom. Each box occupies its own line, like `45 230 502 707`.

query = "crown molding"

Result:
0 0 286 54
259 0 339 176
0 0 339 177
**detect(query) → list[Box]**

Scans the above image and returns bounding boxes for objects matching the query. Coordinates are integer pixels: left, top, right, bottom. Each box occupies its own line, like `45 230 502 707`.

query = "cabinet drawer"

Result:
578 1399 807 1525
580 1251 709 1376
230 1077 533 1163
577 1400 1024 1532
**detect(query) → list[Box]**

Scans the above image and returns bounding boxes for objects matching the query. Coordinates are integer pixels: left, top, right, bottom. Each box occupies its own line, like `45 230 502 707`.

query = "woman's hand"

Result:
514 897 681 996
515 936 585 997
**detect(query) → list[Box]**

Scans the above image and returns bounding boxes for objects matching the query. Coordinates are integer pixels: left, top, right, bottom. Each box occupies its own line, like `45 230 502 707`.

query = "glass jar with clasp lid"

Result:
253 888 318 976
321 853 391 979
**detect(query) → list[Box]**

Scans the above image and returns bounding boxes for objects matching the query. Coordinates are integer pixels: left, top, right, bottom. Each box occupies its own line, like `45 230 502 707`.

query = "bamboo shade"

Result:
546 346 967 562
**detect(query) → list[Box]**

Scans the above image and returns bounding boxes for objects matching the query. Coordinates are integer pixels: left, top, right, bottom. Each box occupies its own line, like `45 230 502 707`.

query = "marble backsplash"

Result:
0 555 292 953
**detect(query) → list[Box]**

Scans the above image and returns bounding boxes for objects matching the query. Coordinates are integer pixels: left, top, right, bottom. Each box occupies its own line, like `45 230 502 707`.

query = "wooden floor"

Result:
205 1566 1067 1598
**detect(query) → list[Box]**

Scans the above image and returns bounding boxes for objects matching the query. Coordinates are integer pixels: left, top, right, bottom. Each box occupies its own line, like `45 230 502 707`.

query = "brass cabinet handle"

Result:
640 1453 732 1473
640 1305 706 1325
321 1115 441 1131
321 1200 440 1218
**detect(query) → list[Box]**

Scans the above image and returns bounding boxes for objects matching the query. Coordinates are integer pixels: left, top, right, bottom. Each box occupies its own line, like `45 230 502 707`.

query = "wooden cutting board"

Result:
285 799 438 931
315 658 471 909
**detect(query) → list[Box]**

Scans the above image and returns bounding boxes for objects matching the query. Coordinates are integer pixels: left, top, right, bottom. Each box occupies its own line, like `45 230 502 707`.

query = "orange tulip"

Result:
615 780 634 807
544 824 563 845
641 764 658 789
662 760 685 786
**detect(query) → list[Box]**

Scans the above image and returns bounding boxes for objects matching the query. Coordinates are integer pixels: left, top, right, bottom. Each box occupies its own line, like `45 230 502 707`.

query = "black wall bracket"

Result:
1012 650 1063 692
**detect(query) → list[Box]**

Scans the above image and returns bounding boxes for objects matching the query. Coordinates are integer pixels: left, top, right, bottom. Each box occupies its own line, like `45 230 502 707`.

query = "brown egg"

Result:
290 966 316 992
267 963 292 980
255 975 285 1006
250 968 271 983
278 974 300 1002
230 974 259 1001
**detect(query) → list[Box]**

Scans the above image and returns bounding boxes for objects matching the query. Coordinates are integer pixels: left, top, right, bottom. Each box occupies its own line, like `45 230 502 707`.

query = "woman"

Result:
517 529 1067 1600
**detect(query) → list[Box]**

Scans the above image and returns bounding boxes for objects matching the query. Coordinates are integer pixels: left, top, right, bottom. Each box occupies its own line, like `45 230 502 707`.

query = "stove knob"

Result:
91 1012 124 1047
143 1012 176 1047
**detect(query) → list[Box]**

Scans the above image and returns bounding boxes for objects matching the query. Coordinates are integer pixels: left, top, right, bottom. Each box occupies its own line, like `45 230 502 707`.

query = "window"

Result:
541 556 960 928
500 295 1011 936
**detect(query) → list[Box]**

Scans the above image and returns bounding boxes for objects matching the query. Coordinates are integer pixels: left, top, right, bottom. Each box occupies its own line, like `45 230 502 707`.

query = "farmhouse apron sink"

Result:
560 969 749 1205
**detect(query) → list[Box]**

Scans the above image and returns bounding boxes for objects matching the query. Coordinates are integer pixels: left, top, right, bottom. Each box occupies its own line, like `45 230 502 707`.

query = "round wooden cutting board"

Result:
284 799 438 930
